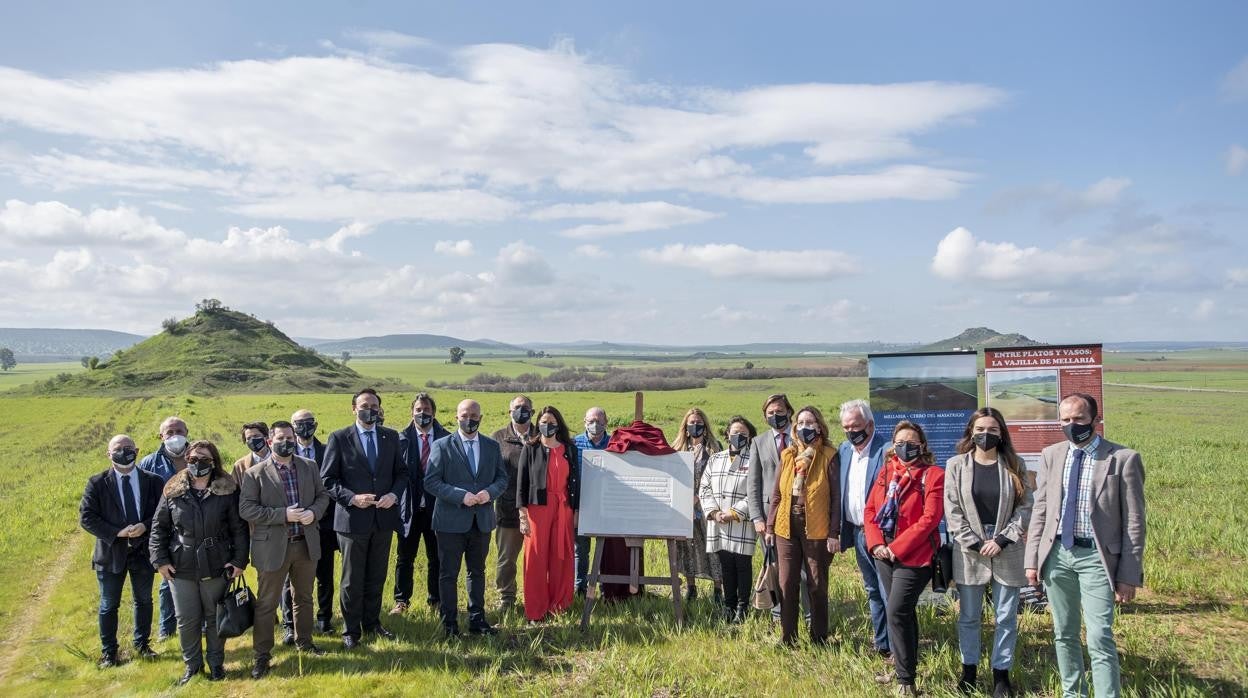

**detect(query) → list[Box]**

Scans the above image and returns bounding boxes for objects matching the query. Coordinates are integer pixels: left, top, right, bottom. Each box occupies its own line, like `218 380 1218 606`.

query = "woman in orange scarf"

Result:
764 405 841 647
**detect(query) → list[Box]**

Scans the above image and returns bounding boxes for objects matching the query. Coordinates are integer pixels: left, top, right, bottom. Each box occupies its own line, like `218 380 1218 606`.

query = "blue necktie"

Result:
465 439 477 477
363 430 378 474
121 474 140 525
1060 448 1086 550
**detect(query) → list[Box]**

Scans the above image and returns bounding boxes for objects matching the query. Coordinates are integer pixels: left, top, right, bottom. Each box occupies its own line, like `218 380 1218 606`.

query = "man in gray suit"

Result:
239 421 332 678
424 399 509 638
1025 393 1146 698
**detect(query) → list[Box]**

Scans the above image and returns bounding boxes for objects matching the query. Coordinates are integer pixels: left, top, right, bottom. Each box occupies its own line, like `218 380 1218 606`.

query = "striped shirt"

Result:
1057 436 1101 540
276 460 303 538
699 449 757 556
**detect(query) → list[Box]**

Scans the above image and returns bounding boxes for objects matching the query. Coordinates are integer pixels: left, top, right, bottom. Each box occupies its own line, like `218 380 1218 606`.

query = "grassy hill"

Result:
918 326 1042 352
26 306 405 396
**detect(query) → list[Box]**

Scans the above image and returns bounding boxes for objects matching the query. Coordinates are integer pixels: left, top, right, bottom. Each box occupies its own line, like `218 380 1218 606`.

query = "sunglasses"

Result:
186 457 215 466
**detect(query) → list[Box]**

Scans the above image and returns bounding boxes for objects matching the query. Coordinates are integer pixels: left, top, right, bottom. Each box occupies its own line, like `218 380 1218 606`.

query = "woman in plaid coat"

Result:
699 415 758 623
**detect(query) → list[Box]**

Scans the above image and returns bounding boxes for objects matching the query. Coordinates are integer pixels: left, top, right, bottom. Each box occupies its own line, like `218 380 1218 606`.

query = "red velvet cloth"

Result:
605 420 676 455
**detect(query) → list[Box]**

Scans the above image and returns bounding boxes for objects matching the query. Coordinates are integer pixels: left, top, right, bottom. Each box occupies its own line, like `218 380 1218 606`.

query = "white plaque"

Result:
578 450 695 538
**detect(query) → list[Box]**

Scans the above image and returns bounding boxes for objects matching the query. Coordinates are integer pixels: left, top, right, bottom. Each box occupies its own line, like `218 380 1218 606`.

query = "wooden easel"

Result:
580 392 686 631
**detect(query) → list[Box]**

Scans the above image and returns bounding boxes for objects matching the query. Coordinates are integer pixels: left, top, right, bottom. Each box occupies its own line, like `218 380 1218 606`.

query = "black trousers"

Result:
337 530 392 638
876 559 932 685
281 528 337 628
716 550 753 610
394 507 439 604
436 523 489 629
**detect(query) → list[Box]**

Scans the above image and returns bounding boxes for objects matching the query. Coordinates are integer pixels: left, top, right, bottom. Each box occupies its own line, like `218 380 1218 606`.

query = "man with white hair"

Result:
837 398 891 663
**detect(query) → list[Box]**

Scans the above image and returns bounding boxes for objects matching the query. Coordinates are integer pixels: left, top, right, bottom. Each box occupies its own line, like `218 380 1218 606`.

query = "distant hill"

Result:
525 340 914 355
0 327 144 361
918 327 1042 352
312 334 526 355
26 305 405 396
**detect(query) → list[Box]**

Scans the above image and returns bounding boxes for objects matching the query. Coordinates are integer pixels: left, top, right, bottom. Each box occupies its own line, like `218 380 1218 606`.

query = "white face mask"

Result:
585 421 603 436
164 435 189 456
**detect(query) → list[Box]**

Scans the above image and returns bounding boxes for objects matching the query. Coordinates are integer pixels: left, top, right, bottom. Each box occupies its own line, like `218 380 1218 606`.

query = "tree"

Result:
81 356 91 368
340 350 351 365
449 346 466 364
161 317 180 333
195 298 224 313
0 347 15 371
88 356 100 370
744 361 754 369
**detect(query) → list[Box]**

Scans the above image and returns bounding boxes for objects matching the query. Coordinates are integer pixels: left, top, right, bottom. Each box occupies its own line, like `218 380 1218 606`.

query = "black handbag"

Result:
918 467 955 593
216 574 254 639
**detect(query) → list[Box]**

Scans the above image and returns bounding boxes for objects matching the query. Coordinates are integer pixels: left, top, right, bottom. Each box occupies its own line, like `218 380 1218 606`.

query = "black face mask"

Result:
686 423 705 439
459 418 480 435
1063 421 1095 444
972 432 1001 452
188 460 214 478
729 433 750 452
272 441 297 458
766 414 789 431
413 412 434 428
110 448 137 467
293 420 317 439
539 422 559 437
247 436 267 453
894 442 922 463
356 408 379 425
846 429 869 446
797 427 819 444
511 408 532 425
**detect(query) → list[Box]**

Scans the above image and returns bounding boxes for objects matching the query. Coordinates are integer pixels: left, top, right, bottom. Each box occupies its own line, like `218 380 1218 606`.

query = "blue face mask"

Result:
511 408 532 425
459 418 480 435
729 433 750 452
356 408 379 425
797 427 819 444
686 423 705 439
539 422 558 437
894 442 922 463
1063 421 1095 444
413 412 434 428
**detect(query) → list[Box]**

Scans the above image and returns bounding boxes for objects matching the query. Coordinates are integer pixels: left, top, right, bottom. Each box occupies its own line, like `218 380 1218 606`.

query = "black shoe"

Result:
685 585 697 602
315 620 334 635
342 635 359 650
897 684 918 696
98 651 121 668
733 602 749 624
177 665 202 686
992 668 1013 698
208 665 226 681
250 657 270 680
468 622 497 636
426 596 440 608
157 631 174 643
959 664 977 695
713 587 723 605
296 643 326 657
134 643 159 660
370 626 396 640
443 624 461 640
720 604 735 623
282 629 295 646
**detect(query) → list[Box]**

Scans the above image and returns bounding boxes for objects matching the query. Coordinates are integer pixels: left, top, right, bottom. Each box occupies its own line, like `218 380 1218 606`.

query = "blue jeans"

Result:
97 568 155 655
957 580 1020 669
575 535 591 590
158 578 177 637
854 526 890 651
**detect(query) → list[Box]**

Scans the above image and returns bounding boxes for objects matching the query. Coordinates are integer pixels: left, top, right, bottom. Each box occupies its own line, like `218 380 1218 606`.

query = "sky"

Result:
0 2 1245 344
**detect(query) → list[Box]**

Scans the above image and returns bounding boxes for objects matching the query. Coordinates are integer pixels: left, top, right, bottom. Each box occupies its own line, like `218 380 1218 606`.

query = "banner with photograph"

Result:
867 351 980 467
983 344 1104 472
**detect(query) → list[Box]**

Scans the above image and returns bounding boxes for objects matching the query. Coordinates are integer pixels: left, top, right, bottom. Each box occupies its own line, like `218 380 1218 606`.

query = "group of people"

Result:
81 388 1145 697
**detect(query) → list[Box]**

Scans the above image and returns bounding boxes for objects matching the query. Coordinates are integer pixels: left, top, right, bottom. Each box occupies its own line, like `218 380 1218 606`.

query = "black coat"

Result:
321 424 408 534
517 441 582 511
490 425 531 528
398 420 450 536
149 472 249 580
80 467 164 574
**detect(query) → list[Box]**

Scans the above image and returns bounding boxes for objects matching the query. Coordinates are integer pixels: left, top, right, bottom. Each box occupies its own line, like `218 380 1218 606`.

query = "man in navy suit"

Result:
391 392 450 615
424 398 509 637
79 434 164 667
320 388 408 648
837 399 891 661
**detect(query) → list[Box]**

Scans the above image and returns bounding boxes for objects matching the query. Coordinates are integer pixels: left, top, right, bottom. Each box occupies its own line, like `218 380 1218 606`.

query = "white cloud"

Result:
1220 56 1248 101
800 300 854 322
531 200 717 238
984 177 1131 221
1227 268 1248 287
640 243 855 280
708 305 760 323
1103 293 1138 306
495 241 554 285
573 244 607 258
0 199 186 247
1226 144 1248 176
931 227 1106 283
434 239 475 256
1194 298 1215 319
343 29 435 53
316 222 373 255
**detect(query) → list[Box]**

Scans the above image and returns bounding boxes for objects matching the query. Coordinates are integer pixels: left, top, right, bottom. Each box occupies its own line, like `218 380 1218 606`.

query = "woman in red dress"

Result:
517 406 581 622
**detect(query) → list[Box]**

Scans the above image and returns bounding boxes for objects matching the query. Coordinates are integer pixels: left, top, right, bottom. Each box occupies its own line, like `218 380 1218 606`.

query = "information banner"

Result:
867 351 979 467
578 450 695 538
983 344 1104 472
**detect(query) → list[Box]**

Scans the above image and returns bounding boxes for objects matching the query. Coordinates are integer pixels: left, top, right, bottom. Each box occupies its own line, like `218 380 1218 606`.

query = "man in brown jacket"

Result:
239 420 332 679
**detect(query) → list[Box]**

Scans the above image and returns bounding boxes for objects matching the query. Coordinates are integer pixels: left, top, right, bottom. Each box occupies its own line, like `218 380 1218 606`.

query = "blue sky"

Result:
1 2 1245 344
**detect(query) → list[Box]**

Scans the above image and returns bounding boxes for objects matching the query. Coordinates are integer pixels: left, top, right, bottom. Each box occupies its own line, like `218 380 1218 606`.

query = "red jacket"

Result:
864 456 945 568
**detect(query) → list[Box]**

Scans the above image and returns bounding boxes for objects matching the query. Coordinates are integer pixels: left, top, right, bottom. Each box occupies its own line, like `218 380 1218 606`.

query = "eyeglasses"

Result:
186 457 214 466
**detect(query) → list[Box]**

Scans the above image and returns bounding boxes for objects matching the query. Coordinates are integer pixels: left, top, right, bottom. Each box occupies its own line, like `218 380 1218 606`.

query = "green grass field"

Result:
0 358 1245 696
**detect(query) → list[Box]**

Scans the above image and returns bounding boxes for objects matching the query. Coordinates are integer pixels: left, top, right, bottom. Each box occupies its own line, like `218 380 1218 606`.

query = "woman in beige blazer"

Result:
944 407 1032 698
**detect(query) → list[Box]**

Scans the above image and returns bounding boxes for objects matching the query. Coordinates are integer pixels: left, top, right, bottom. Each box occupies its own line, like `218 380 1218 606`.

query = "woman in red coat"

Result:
864 420 945 696
517 406 581 623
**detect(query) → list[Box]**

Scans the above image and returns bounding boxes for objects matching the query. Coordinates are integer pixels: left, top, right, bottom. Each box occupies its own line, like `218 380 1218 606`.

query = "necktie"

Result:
1060 448 1086 550
420 434 430 469
465 439 477 477
363 430 378 474
778 432 788 451
121 474 140 525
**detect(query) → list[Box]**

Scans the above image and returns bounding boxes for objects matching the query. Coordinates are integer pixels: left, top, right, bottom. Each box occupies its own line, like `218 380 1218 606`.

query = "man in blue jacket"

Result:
837 399 891 662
